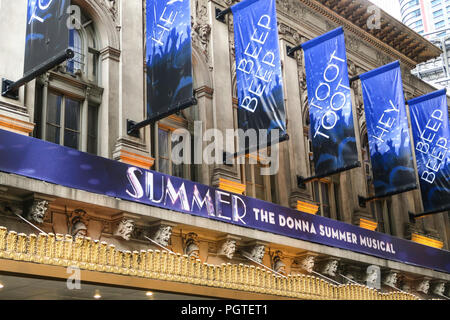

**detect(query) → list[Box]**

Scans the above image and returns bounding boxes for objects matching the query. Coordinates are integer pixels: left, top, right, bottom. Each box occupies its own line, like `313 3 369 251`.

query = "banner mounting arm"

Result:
297 162 361 188
215 7 232 23
222 134 290 166
127 96 198 138
2 49 74 100
358 185 418 208
286 44 303 58
408 207 450 221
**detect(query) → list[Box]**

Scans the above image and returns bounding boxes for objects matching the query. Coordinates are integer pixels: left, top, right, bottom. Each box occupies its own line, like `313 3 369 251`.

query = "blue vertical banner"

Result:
146 0 194 121
302 27 359 176
407 89 450 213
232 0 287 150
360 61 417 197
24 0 70 77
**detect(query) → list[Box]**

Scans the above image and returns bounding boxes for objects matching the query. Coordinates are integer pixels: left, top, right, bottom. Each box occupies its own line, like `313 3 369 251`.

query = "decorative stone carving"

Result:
416 279 430 294
321 259 339 277
382 270 399 287
432 281 446 296
184 232 200 259
0 201 23 216
218 237 238 260
365 265 381 289
113 218 135 241
301 255 316 273
271 250 287 276
193 22 211 61
102 0 118 21
153 224 173 247
26 200 49 224
250 244 266 264
70 209 88 238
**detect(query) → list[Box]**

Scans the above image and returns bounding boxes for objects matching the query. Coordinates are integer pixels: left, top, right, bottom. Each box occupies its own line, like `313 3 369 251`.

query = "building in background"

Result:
399 0 450 88
0 0 448 300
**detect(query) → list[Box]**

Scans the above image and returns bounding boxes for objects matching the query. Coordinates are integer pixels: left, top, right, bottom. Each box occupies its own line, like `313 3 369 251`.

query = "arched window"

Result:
67 10 100 83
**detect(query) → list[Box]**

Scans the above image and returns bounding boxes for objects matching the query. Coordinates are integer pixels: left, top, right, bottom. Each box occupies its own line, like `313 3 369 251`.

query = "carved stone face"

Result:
383 272 398 287
323 260 338 276
29 200 48 223
154 225 172 247
302 256 315 273
115 219 135 241
433 282 446 296
417 280 430 294
251 245 265 263
220 239 236 260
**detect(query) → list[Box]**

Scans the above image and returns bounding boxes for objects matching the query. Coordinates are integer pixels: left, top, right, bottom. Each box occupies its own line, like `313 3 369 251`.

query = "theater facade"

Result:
0 0 449 300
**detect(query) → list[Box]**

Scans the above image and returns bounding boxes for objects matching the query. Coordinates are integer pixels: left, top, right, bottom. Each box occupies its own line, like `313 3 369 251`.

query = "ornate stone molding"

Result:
0 225 421 300
149 221 177 247
270 250 287 276
241 241 267 264
382 270 399 288
294 252 319 273
320 258 340 277
113 218 135 241
184 232 200 259
217 235 240 260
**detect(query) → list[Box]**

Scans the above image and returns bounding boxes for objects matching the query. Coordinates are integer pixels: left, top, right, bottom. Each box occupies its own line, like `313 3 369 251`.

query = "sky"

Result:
369 0 402 21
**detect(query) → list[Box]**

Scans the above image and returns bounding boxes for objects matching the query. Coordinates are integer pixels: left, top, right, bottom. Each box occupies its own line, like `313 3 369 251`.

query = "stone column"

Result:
112 0 153 168
278 39 311 208
208 1 240 185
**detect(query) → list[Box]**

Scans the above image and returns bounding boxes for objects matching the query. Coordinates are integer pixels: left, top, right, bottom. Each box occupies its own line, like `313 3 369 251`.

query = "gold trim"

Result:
359 218 378 231
411 233 444 249
119 150 155 169
218 178 246 195
0 226 419 300
297 201 319 215
0 114 35 136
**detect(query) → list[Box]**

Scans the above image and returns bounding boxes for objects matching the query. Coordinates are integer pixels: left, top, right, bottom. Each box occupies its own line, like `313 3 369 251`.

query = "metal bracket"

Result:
1 79 19 100
127 120 140 138
215 7 232 23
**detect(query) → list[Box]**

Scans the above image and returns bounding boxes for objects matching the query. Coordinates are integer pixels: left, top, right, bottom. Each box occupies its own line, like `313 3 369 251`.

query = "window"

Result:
156 127 186 178
66 10 100 83
33 8 101 155
432 0 442 5
435 20 446 29
313 180 331 218
242 156 271 201
415 20 423 28
433 9 444 18
35 90 99 154
311 179 342 220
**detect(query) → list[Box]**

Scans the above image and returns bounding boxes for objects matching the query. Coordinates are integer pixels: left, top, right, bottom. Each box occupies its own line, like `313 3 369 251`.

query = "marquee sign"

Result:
0 129 448 273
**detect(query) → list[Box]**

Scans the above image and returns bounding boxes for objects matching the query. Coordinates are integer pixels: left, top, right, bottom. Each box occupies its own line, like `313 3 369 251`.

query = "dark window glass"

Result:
87 105 98 155
64 98 81 149
46 93 62 144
